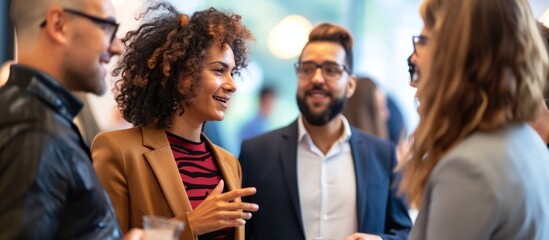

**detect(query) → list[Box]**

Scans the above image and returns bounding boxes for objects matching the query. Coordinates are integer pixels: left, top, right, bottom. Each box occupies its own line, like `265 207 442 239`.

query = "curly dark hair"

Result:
112 2 254 128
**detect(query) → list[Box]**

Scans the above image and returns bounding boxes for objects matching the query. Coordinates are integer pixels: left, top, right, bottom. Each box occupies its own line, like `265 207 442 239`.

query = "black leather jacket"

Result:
0 65 122 239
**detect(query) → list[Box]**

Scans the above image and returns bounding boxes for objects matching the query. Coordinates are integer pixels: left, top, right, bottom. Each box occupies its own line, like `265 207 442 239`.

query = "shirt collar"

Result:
297 115 352 144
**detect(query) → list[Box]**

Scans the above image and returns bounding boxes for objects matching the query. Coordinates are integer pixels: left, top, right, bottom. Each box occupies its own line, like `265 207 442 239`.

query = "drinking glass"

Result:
142 215 185 240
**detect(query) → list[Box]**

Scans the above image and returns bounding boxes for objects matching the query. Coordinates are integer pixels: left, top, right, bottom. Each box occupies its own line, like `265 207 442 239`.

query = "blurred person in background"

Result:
92 3 258 240
239 85 277 142
343 76 389 139
404 0 549 239
239 22 411 240
385 96 407 145
343 76 410 164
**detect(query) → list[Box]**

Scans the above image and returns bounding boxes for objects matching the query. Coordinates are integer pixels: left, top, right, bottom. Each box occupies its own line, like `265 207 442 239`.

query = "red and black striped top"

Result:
167 132 234 240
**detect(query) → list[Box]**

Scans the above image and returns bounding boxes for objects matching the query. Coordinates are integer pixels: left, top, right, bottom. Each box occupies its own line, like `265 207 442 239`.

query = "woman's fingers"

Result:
214 201 259 212
217 187 257 201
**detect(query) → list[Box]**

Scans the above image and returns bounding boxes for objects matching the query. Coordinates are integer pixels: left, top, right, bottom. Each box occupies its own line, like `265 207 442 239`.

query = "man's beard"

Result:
296 91 346 126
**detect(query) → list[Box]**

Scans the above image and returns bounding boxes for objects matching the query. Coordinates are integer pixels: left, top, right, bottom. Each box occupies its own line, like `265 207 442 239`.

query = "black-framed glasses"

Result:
412 35 429 56
295 61 350 81
407 54 418 84
40 8 119 43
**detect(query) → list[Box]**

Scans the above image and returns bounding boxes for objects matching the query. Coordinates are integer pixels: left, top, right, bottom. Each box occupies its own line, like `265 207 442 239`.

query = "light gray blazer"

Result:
410 124 549 240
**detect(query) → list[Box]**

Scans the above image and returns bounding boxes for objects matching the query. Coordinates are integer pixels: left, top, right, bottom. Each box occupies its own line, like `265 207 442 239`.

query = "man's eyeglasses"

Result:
40 8 119 43
295 61 350 81
412 35 429 56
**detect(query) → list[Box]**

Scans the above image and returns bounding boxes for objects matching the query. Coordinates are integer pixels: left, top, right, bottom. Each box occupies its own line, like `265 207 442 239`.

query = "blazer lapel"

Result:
203 134 238 193
203 134 244 240
349 128 369 229
141 126 191 218
279 120 305 237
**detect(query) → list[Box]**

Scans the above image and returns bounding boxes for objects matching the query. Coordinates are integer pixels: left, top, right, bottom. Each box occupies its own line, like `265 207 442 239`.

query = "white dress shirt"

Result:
297 115 358 240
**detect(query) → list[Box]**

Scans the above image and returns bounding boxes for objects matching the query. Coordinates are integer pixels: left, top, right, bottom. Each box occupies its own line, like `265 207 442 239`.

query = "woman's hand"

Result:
123 228 144 240
345 232 383 240
186 180 259 235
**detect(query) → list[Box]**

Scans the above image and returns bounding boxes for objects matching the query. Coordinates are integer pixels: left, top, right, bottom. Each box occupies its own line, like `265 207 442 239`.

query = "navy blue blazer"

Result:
239 119 412 240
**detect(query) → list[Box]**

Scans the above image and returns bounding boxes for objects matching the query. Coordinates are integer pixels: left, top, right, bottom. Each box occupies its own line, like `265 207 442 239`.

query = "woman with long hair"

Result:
342 77 389 139
92 3 257 240
403 0 549 238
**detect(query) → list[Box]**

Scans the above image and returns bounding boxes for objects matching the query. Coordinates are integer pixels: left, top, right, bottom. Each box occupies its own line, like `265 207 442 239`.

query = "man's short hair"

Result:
10 0 81 36
301 23 354 72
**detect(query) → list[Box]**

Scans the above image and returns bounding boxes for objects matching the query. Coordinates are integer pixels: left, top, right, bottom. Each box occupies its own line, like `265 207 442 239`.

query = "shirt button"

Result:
322 214 328 220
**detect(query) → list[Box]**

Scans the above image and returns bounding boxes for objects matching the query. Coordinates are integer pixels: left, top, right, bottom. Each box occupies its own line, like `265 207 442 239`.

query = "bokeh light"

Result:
267 15 312 59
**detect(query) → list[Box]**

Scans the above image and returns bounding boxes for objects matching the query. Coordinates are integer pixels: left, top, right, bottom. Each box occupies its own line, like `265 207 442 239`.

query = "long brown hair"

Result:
343 77 388 138
540 22 549 101
400 0 549 205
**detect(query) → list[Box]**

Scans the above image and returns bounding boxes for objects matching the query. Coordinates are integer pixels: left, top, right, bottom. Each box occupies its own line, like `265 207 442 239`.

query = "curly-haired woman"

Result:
92 3 257 240
404 0 549 239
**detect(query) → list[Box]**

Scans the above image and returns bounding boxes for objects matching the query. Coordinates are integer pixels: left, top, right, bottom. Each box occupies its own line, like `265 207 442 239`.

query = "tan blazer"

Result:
92 125 244 240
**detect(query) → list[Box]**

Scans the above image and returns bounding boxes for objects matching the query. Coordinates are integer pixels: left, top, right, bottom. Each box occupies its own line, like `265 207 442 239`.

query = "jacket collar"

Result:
278 120 304 238
140 125 240 218
141 125 191 218
348 127 368 229
7 64 82 121
296 115 353 146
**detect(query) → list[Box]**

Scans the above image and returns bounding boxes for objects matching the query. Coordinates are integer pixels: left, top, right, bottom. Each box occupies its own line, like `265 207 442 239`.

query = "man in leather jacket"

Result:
0 0 127 238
